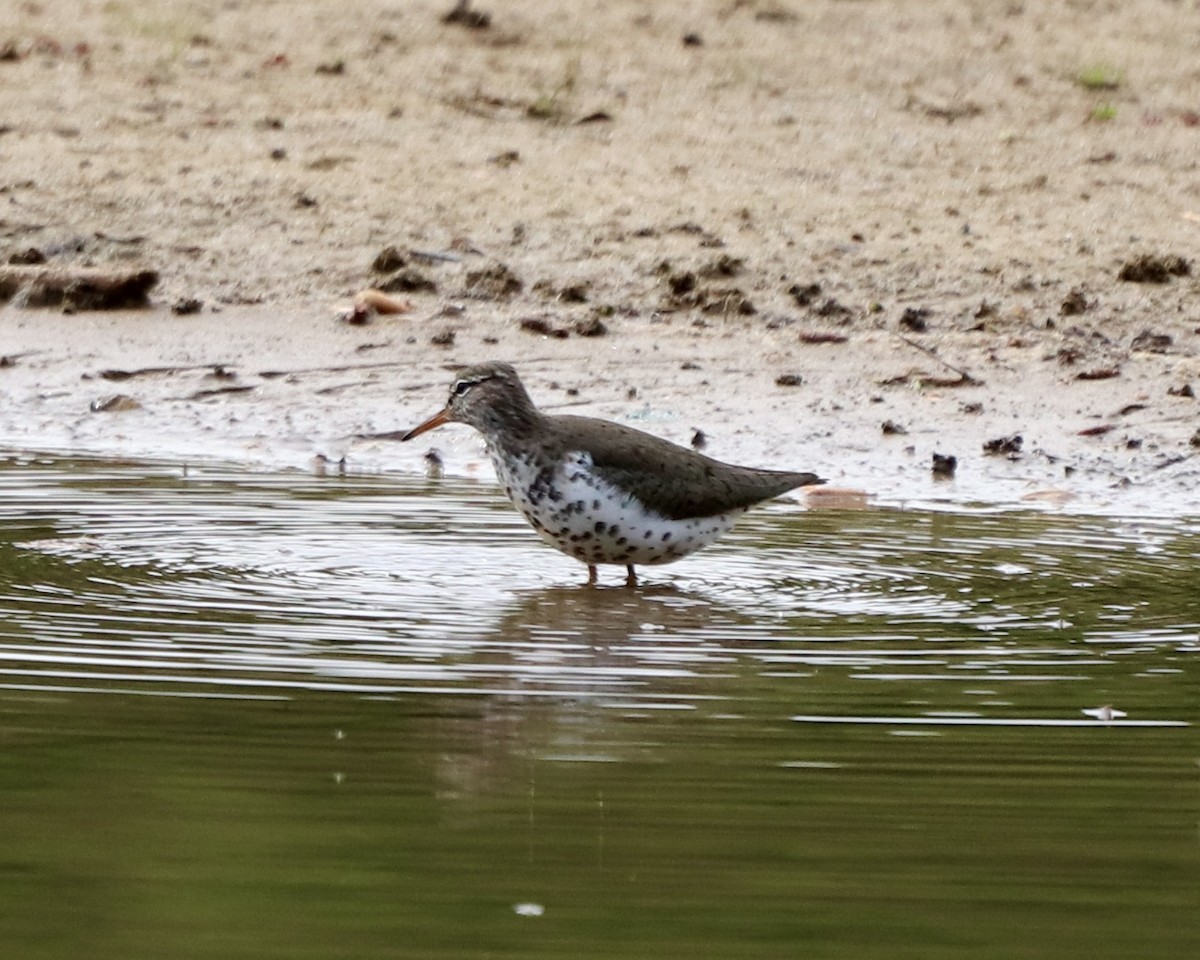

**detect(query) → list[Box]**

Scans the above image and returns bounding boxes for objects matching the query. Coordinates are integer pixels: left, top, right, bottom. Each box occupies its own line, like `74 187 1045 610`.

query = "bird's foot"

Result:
625 565 638 589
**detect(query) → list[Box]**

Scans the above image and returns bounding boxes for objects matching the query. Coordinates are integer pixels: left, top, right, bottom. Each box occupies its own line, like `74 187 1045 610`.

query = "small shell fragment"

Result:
355 288 413 314
335 289 415 324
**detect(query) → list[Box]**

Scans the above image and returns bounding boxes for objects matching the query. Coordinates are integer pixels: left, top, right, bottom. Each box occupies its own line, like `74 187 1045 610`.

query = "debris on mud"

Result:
813 298 854 320
371 246 408 274
1078 424 1116 437
0 265 158 311
534 279 589 303
7 247 46 265
94 362 233 382
519 316 569 339
442 1 491 30
464 262 523 299
661 269 754 315
690 428 706 450
879 369 977 389
89 394 142 413
1117 254 1191 283
983 434 1023 456
378 268 437 295
1190 428 1200 449
515 312 607 339
798 330 849 344
188 385 255 400
700 288 755 316
1130 330 1173 354
899 307 932 332
1060 288 1092 315
171 297 203 316
931 453 957 477
787 282 822 307
573 315 608 337
881 420 908 435
774 373 804 387
698 254 744 279
488 149 520 167
1167 383 1194 398
356 289 413 314
1076 366 1120 381
973 301 997 321
336 288 414 324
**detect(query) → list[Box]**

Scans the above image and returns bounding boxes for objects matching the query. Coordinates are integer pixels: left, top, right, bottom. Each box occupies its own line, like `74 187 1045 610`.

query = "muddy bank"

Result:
0 0 1197 513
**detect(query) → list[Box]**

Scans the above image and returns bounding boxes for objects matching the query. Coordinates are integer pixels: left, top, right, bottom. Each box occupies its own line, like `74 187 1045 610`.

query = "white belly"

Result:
489 448 744 567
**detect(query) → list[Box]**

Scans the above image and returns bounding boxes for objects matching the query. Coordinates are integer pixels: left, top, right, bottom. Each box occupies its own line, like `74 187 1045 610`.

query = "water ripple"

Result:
0 456 1196 726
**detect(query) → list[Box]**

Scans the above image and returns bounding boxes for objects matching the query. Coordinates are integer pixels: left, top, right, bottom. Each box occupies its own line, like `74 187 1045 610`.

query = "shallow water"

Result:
1 454 1197 959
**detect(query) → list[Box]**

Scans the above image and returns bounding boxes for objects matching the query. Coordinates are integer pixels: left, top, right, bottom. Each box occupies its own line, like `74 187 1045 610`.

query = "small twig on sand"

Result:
894 333 981 384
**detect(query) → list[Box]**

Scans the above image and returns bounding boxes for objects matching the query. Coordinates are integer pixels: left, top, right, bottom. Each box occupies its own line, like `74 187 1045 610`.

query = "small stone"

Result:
1118 253 1191 283
171 297 203 315
881 420 908 435
442 0 491 29
7 247 46 265
559 283 589 303
700 289 755 315
698 254 744 278
430 329 455 347
1060 288 1090 315
573 316 607 337
667 271 697 296
1130 330 1173 354
899 307 931 332
371 246 407 273
378 267 436 294
90 394 141 413
932 452 957 477
983 434 1023 456
519 317 568 338
464 262 522 299
775 373 803 387
788 282 821 306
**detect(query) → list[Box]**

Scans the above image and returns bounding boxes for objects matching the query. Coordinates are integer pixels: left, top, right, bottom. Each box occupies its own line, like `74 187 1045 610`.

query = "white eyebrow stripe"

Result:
451 374 491 396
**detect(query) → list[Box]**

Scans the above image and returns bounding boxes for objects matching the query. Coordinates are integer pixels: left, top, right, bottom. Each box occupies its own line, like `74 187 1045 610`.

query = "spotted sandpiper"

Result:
401 362 824 586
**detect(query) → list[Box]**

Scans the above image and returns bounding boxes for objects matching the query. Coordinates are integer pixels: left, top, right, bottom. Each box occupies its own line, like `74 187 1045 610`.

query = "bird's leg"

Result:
587 564 598 587
625 564 638 588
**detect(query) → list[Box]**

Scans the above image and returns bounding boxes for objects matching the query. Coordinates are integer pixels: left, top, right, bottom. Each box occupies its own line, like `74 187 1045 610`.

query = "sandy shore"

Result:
1 0 1197 513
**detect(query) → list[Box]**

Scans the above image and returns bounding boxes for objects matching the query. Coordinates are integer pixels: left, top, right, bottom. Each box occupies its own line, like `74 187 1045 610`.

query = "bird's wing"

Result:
553 415 823 521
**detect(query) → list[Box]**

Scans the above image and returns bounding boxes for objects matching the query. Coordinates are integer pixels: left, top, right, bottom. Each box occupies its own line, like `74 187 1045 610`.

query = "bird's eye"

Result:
452 379 472 397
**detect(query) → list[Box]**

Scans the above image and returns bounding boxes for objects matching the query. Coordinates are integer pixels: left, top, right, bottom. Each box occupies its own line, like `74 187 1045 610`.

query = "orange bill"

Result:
400 407 451 442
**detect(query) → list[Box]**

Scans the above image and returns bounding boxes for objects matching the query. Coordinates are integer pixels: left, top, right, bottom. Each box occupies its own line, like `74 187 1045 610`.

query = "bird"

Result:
401 361 824 586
